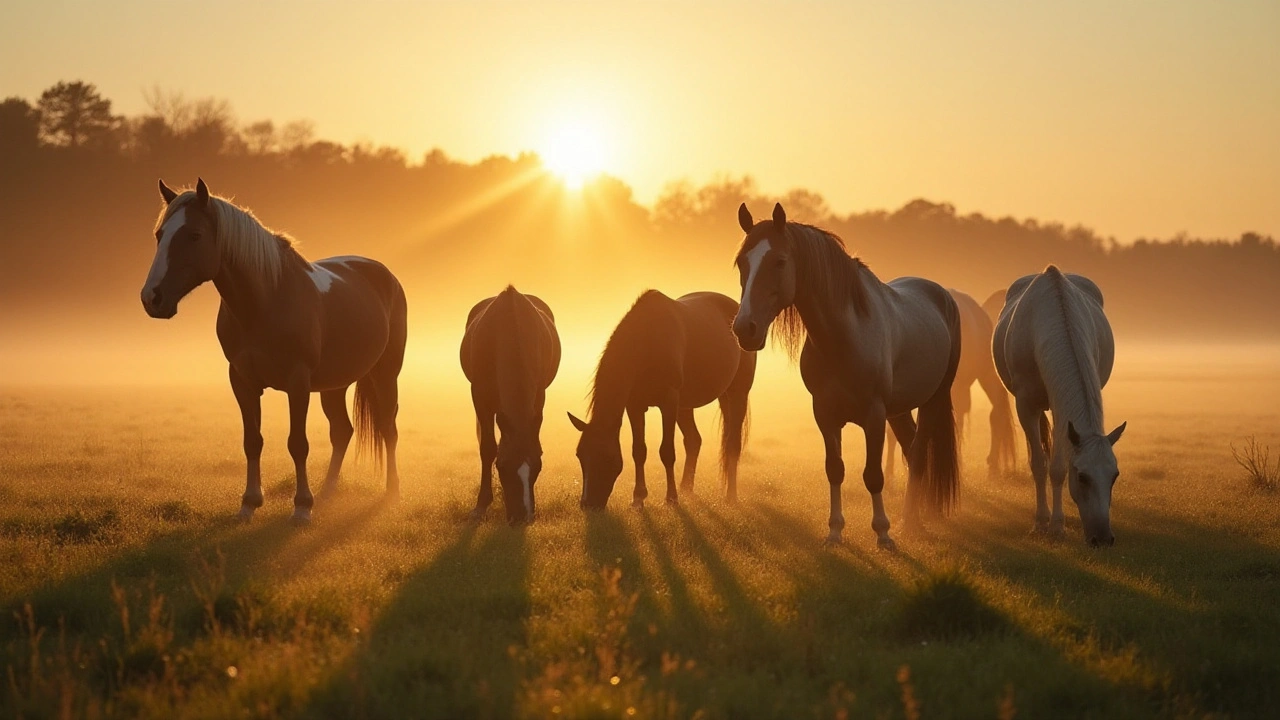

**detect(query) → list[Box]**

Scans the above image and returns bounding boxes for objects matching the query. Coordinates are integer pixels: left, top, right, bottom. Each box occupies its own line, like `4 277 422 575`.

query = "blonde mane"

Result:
154 191 298 288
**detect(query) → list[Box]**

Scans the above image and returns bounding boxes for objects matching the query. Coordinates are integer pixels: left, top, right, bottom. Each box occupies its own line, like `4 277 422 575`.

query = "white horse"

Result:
992 265 1126 546
732 203 961 549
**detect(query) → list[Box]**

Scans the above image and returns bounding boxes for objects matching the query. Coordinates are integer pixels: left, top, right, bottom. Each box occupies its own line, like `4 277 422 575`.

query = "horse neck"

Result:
792 249 880 350
211 244 292 327
588 334 639 429
1039 294 1105 443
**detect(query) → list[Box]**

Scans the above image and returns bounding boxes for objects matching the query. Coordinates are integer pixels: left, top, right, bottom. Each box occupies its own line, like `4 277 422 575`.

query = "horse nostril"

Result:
1107 536 1116 547
148 288 162 308
1088 536 1100 547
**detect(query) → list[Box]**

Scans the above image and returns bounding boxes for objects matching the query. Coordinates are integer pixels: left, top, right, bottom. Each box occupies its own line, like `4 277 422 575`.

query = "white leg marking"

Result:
740 240 771 318
519 462 533 518
144 207 186 294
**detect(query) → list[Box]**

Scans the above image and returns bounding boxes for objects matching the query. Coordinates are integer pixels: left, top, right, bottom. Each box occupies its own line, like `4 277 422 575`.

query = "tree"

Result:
37 81 117 149
0 97 41 156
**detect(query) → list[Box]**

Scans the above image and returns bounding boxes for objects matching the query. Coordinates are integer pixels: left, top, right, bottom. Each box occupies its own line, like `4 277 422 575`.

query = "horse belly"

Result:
679 329 740 409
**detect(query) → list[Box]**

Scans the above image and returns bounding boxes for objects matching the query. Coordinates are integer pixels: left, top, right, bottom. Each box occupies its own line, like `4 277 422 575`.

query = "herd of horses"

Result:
141 178 1125 548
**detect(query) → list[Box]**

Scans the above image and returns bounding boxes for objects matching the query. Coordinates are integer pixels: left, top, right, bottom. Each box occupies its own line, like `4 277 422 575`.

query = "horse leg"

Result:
627 404 648 508
1048 426 1068 537
676 407 700 495
230 367 264 522
862 406 894 550
887 412 919 526
1016 397 1050 534
883 421 897 481
658 397 679 505
286 382 314 525
319 387 353 496
470 392 497 521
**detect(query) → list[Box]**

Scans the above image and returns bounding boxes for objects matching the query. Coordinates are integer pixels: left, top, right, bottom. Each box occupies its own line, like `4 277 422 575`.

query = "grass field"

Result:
2 346 1279 719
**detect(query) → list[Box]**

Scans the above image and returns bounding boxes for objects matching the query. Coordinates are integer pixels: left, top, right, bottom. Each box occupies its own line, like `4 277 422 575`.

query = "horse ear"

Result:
158 179 178 204
772 202 786 230
195 177 210 207
1106 421 1127 446
1067 421 1081 448
738 203 753 233
567 412 588 433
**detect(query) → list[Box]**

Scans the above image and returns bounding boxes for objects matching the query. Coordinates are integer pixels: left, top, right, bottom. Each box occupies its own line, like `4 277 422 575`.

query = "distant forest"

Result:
3 81 1277 348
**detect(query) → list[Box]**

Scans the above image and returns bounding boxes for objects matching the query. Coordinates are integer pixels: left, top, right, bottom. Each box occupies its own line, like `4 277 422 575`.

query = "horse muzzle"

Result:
141 288 177 319
732 316 767 351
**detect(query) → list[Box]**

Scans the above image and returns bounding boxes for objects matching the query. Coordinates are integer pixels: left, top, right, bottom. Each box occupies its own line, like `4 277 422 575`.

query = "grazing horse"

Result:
460 286 561 525
731 203 961 549
141 179 406 523
569 290 756 509
885 288 1016 477
992 266 1126 546
981 288 1006 326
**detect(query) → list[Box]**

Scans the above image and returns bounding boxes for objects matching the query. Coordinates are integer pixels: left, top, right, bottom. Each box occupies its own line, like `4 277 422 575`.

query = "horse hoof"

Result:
467 508 487 523
291 508 313 526
823 533 843 547
237 506 256 523
631 500 645 510
877 536 898 552
1049 525 1066 540
665 496 679 507
1030 523 1050 536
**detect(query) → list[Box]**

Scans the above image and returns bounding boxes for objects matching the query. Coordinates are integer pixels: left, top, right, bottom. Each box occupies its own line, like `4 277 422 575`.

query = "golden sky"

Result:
3 0 1276 242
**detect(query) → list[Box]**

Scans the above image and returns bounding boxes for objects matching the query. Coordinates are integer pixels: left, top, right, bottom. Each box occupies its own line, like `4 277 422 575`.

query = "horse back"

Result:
672 292 747 408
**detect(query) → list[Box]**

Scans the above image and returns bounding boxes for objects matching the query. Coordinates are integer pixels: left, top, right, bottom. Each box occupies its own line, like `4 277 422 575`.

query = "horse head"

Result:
142 178 220 319
1068 420 1127 547
569 412 623 510
732 202 796 351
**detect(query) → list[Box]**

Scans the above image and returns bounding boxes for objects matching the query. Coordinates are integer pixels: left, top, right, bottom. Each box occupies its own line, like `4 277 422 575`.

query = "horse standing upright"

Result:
569 290 756 509
886 288 1016 477
992 266 1126 546
732 203 961 549
141 179 407 523
460 286 561 525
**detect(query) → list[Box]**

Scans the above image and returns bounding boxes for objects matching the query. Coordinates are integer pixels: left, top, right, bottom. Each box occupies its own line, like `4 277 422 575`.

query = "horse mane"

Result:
742 223 871 360
1039 265 1106 436
156 191 301 289
587 290 666 416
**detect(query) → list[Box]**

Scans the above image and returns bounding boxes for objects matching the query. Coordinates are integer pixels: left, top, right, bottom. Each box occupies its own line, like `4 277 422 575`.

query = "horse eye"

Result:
774 257 786 268
1078 472 1091 485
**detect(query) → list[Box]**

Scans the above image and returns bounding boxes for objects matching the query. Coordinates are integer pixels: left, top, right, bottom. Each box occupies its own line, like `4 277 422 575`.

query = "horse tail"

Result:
912 293 962 515
354 274 407 468
1039 412 1052 457
353 377 386 467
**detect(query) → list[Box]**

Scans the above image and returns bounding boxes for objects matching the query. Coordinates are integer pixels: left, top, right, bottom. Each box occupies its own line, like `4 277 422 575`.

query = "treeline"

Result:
2 81 1277 347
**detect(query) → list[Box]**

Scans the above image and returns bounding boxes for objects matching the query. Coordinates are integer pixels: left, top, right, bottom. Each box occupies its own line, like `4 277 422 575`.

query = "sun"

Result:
539 117 609 190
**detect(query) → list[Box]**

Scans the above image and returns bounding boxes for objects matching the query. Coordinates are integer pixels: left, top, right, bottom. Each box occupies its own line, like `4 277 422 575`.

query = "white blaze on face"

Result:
145 208 186 294
518 462 533 518
739 240 771 319
307 263 341 293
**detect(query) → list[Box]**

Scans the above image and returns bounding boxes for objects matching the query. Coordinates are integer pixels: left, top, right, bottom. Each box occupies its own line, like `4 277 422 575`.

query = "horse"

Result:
460 286 561 525
569 290 756 509
885 288 1016 478
141 178 406 524
731 203 961 549
981 288 1006 326
992 265 1126 546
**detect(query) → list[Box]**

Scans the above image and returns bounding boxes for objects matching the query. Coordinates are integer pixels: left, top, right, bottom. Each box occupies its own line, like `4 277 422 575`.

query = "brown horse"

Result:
569 290 756 509
460 286 561 525
141 179 406 524
981 288 1006 325
886 288 1016 477
732 203 961 549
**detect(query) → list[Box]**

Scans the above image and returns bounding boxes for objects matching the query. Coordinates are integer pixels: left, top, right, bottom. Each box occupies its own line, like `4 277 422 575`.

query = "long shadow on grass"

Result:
0 496 388 640
303 522 531 719
944 491 1280 716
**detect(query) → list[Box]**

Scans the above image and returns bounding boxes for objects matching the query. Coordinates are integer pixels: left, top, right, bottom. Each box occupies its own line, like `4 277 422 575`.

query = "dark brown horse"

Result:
569 290 756 509
460 286 561 525
732 203 961 549
141 179 406 523
886 288 1016 477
